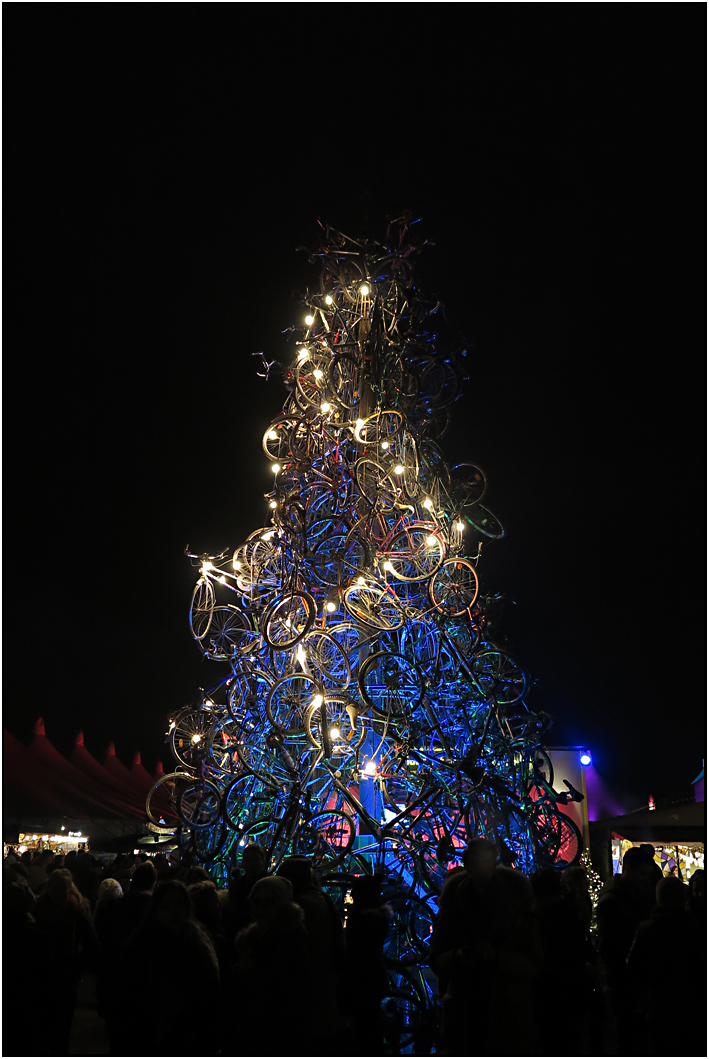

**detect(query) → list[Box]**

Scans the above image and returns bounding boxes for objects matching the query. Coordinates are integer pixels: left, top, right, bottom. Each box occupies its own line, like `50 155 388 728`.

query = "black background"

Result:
7 9 705 806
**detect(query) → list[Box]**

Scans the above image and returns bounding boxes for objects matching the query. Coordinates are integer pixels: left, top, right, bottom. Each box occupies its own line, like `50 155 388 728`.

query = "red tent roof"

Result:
27 720 134 818
71 731 145 815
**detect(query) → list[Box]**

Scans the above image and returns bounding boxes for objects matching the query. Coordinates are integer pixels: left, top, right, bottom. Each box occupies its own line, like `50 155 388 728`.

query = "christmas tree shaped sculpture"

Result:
147 216 583 900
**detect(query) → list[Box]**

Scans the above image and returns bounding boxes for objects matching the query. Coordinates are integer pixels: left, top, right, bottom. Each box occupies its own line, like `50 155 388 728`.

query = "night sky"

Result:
8 11 704 809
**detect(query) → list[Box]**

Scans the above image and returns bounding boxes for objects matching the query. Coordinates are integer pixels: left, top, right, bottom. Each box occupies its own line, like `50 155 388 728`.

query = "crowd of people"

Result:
2 839 705 1056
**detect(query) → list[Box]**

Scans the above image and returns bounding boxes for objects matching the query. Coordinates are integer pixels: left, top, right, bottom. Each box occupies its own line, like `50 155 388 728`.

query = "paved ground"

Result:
69 974 109 1056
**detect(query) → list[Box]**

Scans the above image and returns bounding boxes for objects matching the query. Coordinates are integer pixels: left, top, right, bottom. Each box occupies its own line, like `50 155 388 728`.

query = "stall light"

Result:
580 750 592 766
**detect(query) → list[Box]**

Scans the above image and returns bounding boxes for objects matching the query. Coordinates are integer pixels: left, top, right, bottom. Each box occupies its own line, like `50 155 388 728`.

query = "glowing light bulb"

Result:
313 368 324 379
381 441 389 449
580 750 592 766
357 576 366 586
269 500 277 508
356 418 364 430
267 429 278 440
233 558 241 569
363 761 376 776
456 521 464 531
359 284 369 296
394 465 404 475
321 402 331 412
218 575 227 585
330 728 341 739
383 561 394 572
326 601 336 612
191 733 201 744
263 531 274 540
297 645 307 665
305 315 314 325
271 463 281 473
312 694 323 708
423 498 433 510
202 560 213 572
325 295 333 305
298 348 309 360
426 536 437 546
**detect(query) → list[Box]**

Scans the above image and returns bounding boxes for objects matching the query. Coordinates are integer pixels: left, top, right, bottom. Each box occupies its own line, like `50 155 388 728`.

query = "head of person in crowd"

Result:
248 875 294 927
184 865 211 886
561 863 590 898
462 839 498 893
47 855 65 875
135 852 149 866
130 861 158 895
242 844 269 880
530 868 561 907
64 850 78 870
20 851 33 866
655 876 687 911
189 879 222 934
277 855 315 895
690 868 705 901
621 847 654 891
152 880 193 932
46 868 83 908
95 876 123 916
153 853 170 876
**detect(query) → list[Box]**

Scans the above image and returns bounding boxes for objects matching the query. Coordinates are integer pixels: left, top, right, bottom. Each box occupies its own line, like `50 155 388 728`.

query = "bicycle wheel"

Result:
466 503 505 540
355 458 400 511
198 605 254 660
470 650 527 706
384 523 446 582
266 673 318 736
301 629 352 688
262 591 316 650
430 558 479 617
170 707 216 771
189 577 215 640
343 579 405 631
176 777 222 830
304 695 365 762
359 651 423 717
294 810 356 869
223 772 279 831
450 462 487 508
145 771 192 828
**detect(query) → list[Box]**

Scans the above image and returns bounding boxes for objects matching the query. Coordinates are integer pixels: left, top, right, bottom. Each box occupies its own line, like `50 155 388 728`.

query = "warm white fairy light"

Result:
423 498 433 510
325 295 333 305
359 284 369 296
313 369 324 380
267 429 278 440
394 465 404 475
321 402 331 412
305 315 314 325
326 601 337 612
456 521 465 531
271 463 281 473
298 349 309 360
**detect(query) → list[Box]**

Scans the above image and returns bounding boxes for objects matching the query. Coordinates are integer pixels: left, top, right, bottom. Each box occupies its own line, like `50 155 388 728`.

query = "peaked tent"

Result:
27 719 135 819
71 732 145 815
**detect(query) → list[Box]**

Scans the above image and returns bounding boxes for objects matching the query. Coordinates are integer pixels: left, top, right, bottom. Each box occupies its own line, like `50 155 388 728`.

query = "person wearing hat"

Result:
233 874 314 1055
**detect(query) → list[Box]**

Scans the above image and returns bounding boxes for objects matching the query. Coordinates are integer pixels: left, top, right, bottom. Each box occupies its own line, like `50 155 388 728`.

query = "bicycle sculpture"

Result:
147 215 583 1040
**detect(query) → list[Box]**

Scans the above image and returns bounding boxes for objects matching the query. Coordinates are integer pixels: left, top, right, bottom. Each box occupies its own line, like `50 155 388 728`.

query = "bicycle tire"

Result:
189 577 215 640
262 590 316 651
176 777 222 831
429 558 479 617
